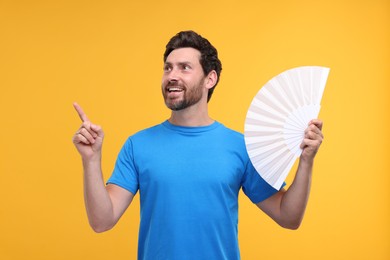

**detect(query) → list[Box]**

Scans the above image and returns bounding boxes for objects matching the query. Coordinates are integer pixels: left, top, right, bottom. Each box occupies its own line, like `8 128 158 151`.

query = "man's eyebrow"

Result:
164 61 193 66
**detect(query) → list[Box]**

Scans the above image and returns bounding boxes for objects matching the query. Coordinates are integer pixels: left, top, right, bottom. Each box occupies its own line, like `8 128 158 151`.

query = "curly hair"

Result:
163 31 222 102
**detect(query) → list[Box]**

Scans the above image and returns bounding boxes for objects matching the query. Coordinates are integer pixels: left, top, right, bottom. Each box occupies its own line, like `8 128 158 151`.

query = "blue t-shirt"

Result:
107 120 280 260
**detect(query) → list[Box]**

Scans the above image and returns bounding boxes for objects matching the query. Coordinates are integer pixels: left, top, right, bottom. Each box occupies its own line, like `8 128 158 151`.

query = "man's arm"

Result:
73 103 134 233
256 119 323 229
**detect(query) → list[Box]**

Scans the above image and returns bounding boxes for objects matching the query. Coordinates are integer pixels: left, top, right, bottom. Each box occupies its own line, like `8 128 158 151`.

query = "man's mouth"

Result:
167 87 184 93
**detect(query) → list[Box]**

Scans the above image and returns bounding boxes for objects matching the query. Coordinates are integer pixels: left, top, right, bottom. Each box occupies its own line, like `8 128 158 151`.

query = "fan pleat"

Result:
245 138 283 151
256 149 294 182
250 99 286 122
250 139 287 162
245 111 284 127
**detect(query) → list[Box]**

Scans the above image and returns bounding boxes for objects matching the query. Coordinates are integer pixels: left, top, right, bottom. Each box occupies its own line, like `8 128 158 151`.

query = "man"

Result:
73 31 323 259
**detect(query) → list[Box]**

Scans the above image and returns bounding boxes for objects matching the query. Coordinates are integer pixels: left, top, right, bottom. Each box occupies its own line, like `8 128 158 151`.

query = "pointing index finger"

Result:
73 102 89 122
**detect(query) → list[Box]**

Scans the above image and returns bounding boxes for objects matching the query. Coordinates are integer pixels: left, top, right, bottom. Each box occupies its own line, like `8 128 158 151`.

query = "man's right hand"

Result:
72 102 104 160
72 103 133 233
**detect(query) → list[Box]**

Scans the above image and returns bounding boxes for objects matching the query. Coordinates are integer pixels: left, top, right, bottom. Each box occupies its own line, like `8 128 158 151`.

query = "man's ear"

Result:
205 70 218 90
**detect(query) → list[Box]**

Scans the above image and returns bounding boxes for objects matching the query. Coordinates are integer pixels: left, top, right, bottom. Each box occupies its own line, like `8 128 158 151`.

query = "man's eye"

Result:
164 66 172 71
183 65 191 70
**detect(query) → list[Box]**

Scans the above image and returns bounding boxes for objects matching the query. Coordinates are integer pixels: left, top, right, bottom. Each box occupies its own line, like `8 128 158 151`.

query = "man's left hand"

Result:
300 119 324 162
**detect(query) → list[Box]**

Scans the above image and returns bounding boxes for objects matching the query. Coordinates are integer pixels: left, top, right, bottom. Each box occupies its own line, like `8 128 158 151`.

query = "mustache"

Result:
167 81 180 86
166 81 186 89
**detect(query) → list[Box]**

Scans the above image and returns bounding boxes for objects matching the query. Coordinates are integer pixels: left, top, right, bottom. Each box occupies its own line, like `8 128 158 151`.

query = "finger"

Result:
82 121 98 138
305 130 323 141
300 138 322 150
308 119 323 131
73 102 89 122
78 127 96 144
73 132 91 145
304 128 324 142
305 124 323 139
90 124 104 138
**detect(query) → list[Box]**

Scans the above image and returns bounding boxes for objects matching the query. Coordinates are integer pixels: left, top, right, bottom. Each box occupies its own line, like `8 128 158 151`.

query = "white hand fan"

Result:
244 66 330 190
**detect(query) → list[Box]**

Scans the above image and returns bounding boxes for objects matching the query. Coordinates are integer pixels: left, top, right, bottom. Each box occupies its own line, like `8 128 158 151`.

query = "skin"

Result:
161 47 216 126
73 47 323 232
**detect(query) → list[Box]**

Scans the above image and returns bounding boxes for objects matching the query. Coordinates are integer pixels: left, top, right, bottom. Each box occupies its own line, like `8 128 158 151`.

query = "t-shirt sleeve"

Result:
106 137 139 195
241 160 285 204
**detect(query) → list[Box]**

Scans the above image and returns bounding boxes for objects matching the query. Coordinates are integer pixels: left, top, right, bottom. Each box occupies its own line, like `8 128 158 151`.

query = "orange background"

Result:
0 0 389 259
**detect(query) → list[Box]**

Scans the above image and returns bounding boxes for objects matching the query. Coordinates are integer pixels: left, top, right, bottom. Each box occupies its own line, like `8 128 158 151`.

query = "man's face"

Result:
162 48 207 111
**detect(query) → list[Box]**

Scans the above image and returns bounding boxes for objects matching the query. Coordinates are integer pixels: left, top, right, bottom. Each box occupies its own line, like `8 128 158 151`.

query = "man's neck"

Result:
168 103 214 127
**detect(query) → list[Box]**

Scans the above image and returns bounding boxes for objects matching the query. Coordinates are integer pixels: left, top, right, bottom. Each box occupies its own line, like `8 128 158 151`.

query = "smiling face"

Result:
162 47 208 111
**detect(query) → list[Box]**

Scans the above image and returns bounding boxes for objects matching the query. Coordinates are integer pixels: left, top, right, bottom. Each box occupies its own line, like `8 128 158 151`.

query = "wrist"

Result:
298 156 314 171
82 153 102 166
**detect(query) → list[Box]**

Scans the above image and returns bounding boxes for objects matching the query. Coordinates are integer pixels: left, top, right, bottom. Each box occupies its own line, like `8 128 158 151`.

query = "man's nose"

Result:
167 67 180 81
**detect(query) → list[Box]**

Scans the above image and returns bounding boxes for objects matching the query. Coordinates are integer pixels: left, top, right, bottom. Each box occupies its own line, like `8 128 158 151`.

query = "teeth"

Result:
168 87 183 92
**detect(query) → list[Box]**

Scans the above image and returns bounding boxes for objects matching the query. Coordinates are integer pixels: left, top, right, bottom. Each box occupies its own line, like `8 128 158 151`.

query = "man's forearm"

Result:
279 158 313 229
82 156 115 233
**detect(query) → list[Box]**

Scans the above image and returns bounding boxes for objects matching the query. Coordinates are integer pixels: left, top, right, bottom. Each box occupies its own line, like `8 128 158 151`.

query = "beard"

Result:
163 79 205 111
